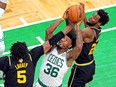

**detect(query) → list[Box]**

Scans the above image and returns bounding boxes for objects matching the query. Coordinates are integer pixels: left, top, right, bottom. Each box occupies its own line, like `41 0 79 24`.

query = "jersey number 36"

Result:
44 63 60 77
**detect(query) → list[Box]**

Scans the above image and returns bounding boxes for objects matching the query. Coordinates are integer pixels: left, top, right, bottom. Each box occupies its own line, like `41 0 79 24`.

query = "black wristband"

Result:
49 31 65 47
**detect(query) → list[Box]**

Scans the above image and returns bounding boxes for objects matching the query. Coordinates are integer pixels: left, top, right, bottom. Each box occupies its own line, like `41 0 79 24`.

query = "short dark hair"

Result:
67 31 76 48
10 41 28 58
97 9 109 25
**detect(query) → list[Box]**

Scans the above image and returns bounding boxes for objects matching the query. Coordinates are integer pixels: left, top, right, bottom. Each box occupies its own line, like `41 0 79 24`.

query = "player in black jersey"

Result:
66 3 110 87
0 12 74 87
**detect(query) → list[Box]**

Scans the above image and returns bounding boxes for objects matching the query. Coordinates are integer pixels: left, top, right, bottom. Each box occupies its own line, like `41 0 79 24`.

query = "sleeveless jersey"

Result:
0 46 44 87
4 54 35 87
39 47 69 86
75 27 101 63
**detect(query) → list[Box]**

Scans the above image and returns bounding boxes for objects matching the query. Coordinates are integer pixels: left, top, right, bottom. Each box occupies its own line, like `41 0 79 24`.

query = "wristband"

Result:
61 17 64 21
49 31 65 47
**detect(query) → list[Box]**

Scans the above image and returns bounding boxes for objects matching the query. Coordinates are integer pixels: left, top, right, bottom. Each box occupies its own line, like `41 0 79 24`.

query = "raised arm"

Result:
43 24 74 53
79 2 88 28
31 24 74 65
46 9 68 41
45 19 64 41
67 20 83 66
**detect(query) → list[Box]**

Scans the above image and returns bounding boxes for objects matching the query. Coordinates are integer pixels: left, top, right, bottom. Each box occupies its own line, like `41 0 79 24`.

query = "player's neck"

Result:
57 47 68 54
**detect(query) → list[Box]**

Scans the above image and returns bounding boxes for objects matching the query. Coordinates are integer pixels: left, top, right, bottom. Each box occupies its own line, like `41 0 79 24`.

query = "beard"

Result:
86 21 96 26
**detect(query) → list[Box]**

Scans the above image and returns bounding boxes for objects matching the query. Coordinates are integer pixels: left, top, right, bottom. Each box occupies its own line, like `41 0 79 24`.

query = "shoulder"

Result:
81 27 95 43
29 45 44 56
82 27 94 37
30 45 43 52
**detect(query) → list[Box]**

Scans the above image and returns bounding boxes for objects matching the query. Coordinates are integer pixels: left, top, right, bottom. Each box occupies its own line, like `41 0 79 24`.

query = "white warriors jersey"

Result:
39 47 69 86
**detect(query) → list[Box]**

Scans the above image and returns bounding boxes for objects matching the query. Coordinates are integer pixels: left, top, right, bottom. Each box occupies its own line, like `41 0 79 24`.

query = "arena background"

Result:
0 0 116 87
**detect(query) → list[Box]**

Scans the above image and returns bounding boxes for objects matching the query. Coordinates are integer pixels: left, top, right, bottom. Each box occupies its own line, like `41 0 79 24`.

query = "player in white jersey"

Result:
39 47 69 86
0 0 7 79
34 10 83 87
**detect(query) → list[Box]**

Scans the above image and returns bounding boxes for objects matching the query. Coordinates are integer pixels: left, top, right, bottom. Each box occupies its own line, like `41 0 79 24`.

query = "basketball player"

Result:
0 18 74 87
0 0 7 79
33 13 83 86
67 3 110 87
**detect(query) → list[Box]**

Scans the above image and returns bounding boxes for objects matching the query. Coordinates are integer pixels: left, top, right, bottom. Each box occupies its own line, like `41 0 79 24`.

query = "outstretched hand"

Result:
76 20 83 27
79 2 86 20
79 2 84 10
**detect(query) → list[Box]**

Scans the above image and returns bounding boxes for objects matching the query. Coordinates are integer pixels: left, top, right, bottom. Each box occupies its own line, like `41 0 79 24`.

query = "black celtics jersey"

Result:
75 27 101 63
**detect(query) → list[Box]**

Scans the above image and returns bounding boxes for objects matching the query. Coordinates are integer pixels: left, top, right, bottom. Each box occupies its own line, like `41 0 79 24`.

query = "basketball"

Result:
68 4 84 23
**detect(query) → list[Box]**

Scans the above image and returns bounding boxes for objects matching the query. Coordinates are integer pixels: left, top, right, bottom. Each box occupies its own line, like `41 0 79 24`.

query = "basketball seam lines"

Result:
79 6 82 18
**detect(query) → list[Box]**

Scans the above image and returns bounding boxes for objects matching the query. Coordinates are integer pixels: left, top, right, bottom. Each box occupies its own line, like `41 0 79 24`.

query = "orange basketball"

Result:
68 4 84 23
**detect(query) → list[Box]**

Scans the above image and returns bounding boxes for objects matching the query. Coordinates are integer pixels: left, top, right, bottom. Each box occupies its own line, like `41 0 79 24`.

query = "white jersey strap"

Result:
28 53 32 61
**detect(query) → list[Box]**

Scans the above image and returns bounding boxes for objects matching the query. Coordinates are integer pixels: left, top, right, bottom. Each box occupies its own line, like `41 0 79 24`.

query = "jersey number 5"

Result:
17 70 26 84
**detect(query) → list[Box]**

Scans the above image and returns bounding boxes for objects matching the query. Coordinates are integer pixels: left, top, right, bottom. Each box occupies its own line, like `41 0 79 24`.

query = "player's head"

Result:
87 9 109 26
58 31 76 49
10 41 28 59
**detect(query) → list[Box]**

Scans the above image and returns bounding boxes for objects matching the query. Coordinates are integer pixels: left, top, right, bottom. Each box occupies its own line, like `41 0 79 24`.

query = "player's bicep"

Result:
82 28 94 42
81 28 89 38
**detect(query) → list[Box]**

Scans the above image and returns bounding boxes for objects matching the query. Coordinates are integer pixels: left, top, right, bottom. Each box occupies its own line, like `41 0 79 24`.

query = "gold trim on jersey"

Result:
89 26 101 31
28 53 32 61
8 57 11 66
69 66 77 87
75 60 94 66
